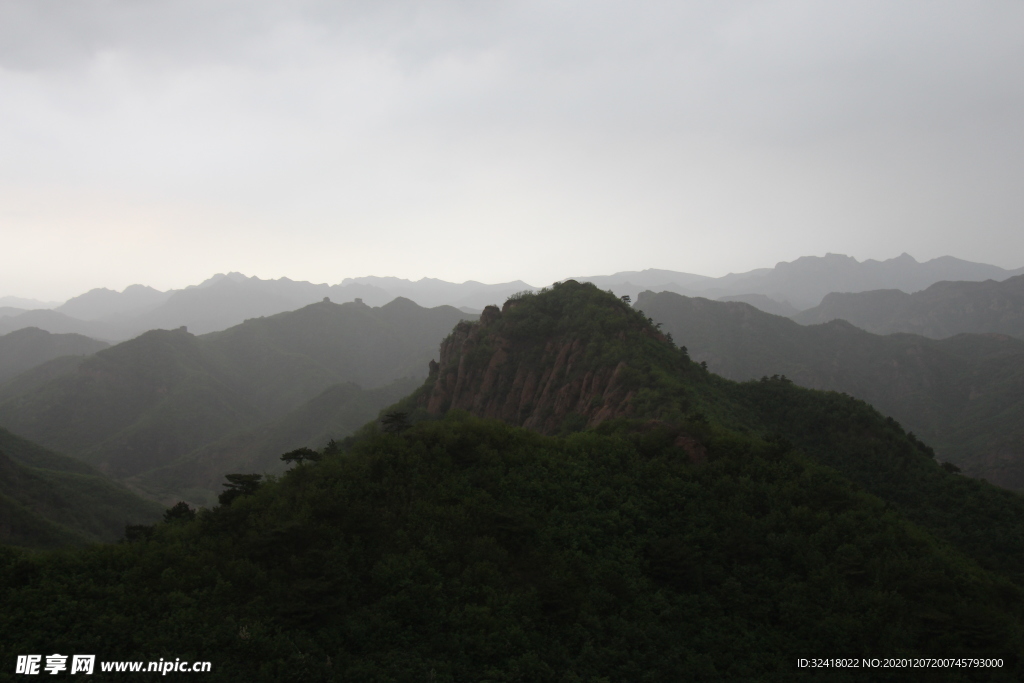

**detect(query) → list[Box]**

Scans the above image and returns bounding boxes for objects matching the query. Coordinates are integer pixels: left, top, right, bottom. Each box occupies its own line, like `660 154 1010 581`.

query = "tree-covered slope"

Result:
4 281 1024 680
3 416 1023 681
0 428 163 548
403 281 1024 587
637 290 1024 489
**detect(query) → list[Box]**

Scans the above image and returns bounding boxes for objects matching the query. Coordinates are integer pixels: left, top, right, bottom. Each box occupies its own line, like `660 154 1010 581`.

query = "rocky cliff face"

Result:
422 300 641 433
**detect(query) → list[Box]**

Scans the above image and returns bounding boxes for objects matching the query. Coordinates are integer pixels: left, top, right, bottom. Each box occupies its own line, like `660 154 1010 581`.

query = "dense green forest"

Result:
3 415 1022 681
3 282 1023 680
0 428 161 548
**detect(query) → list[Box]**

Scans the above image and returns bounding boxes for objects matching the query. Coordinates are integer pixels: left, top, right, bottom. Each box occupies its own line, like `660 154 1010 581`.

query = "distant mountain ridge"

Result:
0 273 533 341
2 253 1021 340
575 253 1024 310
793 274 1024 338
0 298 474 503
638 290 1024 489
0 296 59 309
56 284 171 320
0 328 109 383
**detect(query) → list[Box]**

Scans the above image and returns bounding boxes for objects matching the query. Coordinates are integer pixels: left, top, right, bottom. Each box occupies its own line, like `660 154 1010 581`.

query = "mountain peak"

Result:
419 281 688 432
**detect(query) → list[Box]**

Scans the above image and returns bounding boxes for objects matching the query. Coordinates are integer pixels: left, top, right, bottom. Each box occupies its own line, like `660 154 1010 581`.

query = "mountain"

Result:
0 427 162 548
0 327 109 384
0 309 125 341
0 274 531 341
4 280 1024 679
716 293 800 317
576 253 1024 310
340 275 537 310
637 289 1024 489
793 274 1024 339
55 284 171 320
0 306 26 319
130 377 421 504
5 255 1019 341
408 282 1024 581
129 273 532 336
0 298 473 499
0 296 59 309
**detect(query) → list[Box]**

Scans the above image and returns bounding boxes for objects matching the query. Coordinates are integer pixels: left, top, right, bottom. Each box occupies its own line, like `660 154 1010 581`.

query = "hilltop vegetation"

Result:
638 290 1024 489
401 282 1024 583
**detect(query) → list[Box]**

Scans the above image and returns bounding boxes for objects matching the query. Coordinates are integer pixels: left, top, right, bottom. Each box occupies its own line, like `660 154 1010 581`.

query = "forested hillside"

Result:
0 428 162 548
3 281 1023 681
638 290 1024 489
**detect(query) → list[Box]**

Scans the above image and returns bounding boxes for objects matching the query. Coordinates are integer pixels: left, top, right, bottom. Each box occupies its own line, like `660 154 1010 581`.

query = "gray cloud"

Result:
1 0 1022 300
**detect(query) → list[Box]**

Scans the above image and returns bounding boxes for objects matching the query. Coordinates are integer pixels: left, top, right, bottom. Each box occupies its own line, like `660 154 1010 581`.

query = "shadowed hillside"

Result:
0 298 474 497
793 274 1024 339
639 290 1024 489
130 377 421 505
0 428 162 548
0 327 108 384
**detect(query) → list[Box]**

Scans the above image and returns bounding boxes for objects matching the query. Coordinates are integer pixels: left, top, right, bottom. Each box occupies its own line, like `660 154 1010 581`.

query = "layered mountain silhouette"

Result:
5 280 1024 677
793 274 1024 338
0 327 108 384
130 377 420 503
0 273 532 341
638 290 1024 489
5 253 1021 341
0 308 124 341
576 252 1024 311
0 298 473 502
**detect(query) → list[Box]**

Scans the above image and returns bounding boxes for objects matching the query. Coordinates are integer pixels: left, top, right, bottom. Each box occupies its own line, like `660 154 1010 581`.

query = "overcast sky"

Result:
2 0 1023 301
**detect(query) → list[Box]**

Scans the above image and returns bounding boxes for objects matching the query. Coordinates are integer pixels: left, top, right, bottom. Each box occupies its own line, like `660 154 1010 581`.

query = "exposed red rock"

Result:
421 307 642 434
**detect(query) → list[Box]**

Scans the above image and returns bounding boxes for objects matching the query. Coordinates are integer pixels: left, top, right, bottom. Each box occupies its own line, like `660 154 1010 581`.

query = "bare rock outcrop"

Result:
421 307 640 434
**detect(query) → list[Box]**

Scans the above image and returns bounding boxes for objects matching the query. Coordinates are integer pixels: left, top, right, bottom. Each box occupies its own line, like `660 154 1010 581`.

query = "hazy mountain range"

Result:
0 273 532 341
8 281 1024 675
639 290 1024 489
0 327 109 384
794 274 1024 339
2 251 1024 507
3 253 1021 342
577 252 1024 310
0 298 474 503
